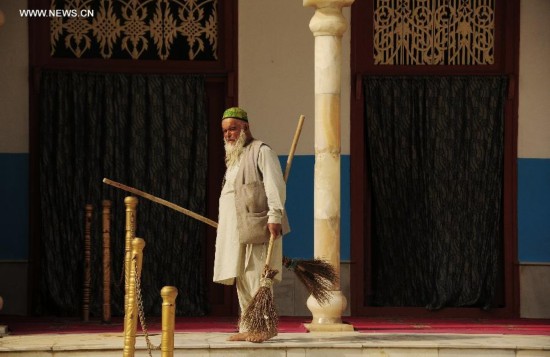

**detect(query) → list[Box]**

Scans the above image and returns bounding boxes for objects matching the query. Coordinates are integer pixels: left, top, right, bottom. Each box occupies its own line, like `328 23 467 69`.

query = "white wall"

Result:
0 0 29 153
518 0 550 158
238 0 351 156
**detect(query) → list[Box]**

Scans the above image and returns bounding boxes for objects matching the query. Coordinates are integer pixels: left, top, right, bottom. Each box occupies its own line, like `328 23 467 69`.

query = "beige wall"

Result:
518 0 550 158
238 0 351 156
520 264 550 318
0 0 28 153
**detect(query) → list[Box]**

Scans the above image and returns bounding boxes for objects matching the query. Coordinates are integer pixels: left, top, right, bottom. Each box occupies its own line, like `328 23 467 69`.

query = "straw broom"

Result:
279 114 338 306
282 256 337 305
239 234 279 341
237 114 306 340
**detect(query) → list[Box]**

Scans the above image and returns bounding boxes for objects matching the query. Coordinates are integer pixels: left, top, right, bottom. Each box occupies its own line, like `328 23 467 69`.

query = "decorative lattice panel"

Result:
50 0 218 60
373 0 495 65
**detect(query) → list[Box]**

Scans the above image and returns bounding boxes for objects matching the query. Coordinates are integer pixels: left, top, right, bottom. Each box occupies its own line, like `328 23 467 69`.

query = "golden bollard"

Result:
123 237 145 357
123 197 138 332
83 204 93 322
102 200 112 323
161 286 178 357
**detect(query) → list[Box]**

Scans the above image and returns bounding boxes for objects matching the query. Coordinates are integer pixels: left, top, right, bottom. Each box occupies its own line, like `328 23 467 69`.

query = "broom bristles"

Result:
240 266 279 336
283 257 339 305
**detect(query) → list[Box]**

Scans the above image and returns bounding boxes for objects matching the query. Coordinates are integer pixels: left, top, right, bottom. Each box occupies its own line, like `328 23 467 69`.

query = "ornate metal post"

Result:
304 0 354 332
124 197 138 332
83 204 92 322
102 199 112 323
123 237 145 357
161 286 178 357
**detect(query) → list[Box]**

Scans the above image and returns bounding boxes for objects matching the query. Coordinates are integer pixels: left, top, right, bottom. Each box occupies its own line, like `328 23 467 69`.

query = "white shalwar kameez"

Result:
213 145 284 330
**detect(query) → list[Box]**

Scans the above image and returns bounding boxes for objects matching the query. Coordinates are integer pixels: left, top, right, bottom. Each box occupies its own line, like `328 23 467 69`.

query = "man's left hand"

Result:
267 223 282 239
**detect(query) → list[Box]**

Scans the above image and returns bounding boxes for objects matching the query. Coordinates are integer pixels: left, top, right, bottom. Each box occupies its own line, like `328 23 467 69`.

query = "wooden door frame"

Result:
349 0 520 317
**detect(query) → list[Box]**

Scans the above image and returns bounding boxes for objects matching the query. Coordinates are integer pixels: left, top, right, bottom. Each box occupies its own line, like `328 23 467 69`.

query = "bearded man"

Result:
213 107 289 343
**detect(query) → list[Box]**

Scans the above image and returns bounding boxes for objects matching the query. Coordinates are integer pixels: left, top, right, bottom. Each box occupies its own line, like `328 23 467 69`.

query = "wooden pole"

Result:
104 178 218 228
161 286 178 357
104 114 305 231
83 204 92 322
122 238 145 357
102 200 112 323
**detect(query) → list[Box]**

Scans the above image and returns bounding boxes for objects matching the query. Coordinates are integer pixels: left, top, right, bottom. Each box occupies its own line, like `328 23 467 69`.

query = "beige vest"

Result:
234 140 290 244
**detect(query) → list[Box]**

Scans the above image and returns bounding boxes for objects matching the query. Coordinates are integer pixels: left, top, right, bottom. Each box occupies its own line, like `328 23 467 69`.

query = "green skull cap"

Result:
222 107 248 122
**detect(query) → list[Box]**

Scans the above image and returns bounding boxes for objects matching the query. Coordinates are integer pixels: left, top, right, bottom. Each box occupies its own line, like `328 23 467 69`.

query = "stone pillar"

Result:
303 0 354 332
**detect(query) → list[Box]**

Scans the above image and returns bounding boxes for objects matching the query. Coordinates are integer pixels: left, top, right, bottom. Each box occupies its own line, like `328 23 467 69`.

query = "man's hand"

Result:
267 223 282 239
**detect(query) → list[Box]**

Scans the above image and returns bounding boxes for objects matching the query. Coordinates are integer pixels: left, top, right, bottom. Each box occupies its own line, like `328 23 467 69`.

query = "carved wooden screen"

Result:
373 0 495 65
49 0 218 60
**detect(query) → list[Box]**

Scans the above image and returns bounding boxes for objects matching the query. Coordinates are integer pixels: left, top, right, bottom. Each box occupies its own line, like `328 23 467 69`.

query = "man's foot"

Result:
245 331 277 343
227 332 249 341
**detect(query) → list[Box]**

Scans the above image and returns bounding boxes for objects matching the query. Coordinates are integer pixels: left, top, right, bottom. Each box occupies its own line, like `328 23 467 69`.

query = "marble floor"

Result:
1 329 550 356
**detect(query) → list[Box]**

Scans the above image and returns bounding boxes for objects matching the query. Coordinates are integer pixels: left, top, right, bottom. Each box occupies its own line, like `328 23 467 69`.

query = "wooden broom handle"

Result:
284 115 305 183
102 178 219 229
265 114 304 267
265 234 276 267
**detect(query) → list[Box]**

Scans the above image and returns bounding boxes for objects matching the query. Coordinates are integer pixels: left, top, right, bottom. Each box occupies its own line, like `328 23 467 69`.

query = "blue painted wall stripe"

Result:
0 153 29 260
518 158 550 263
1 153 547 263
279 155 351 260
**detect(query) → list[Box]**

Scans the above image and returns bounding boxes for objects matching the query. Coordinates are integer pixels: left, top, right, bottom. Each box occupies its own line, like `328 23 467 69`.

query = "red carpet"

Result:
345 317 550 335
1 315 549 336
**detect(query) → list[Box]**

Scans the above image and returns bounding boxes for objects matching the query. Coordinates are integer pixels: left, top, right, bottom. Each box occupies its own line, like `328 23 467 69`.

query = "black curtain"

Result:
364 76 507 309
37 71 208 316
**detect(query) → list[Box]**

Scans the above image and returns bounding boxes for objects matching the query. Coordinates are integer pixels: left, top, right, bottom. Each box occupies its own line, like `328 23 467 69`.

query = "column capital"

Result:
304 0 354 37
303 0 354 9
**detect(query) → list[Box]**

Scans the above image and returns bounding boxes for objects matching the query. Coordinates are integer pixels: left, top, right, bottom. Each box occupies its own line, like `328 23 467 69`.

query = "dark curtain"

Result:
364 76 507 309
37 71 208 317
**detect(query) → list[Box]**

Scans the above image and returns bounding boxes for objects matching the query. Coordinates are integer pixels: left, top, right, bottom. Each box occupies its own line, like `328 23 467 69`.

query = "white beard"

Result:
224 130 247 168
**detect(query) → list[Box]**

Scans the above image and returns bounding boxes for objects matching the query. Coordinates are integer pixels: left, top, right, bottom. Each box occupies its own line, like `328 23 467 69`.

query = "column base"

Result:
304 322 354 332
305 290 353 332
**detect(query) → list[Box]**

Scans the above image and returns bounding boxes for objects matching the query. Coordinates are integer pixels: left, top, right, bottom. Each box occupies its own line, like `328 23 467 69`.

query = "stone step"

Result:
1 332 550 356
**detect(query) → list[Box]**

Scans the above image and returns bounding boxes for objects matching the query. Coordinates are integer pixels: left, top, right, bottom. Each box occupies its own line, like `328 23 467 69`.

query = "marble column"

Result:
303 0 354 332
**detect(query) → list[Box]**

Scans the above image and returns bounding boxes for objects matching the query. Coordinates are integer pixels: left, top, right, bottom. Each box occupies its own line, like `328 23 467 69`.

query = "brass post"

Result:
122 237 145 357
102 200 112 323
161 286 178 357
123 197 138 333
83 204 93 322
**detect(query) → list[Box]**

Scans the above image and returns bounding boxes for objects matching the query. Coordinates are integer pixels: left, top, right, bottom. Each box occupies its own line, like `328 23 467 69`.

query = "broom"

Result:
282 256 337 305
280 114 338 306
237 114 308 341
238 234 279 341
